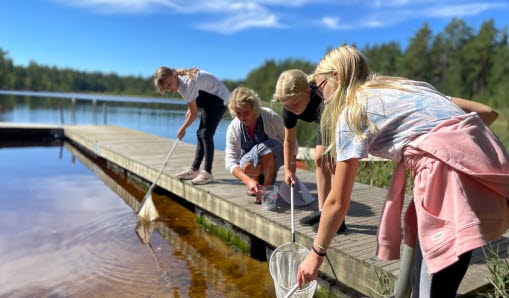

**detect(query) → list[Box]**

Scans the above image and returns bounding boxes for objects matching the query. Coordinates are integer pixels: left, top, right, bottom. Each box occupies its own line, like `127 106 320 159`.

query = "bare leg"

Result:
314 145 332 210
242 162 262 182
260 153 275 185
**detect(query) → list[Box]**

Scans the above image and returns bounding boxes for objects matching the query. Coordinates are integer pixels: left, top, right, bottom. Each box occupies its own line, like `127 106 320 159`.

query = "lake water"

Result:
0 93 276 297
0 91 231 150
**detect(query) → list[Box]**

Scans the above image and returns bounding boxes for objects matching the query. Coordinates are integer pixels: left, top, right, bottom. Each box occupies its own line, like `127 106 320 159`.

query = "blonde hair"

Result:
273 69 313 102
153 66 199 93
228 87 262 118
317 45 412 154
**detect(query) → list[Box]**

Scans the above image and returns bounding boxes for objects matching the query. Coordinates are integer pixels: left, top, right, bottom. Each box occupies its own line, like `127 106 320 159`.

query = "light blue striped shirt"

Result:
335 81 465 162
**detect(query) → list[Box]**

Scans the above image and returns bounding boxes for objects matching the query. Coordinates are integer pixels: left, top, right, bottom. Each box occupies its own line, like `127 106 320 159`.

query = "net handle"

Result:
284 284 298 298
291 183 295 243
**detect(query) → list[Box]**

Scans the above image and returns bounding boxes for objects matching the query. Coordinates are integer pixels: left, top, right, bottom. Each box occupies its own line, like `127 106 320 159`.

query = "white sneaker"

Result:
175 168 199 180
191 171 214 185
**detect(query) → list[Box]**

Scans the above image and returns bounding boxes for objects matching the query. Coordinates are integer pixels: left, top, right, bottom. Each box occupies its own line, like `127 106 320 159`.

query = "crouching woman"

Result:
225 87 286 202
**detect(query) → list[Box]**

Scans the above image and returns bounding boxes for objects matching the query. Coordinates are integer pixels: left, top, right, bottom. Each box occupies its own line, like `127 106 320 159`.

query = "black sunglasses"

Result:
313 79 327 99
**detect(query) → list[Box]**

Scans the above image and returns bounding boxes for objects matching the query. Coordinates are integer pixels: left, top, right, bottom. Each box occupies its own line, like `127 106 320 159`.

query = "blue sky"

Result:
1 0 508 81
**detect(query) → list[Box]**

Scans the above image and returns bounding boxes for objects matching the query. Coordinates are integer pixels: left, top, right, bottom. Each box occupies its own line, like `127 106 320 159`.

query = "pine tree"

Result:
363 42 402 75
463 20 498 98
398 23 433 82
486 30 509 107
438 19 473 96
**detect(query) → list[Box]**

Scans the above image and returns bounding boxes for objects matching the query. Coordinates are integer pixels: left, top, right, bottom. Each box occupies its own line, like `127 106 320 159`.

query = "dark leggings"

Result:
429 251 472 297
412 239 472 297
191 91 227 173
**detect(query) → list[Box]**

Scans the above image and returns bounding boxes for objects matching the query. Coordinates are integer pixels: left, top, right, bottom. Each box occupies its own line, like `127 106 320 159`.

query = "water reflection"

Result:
0 94 231 150
0 144 274 297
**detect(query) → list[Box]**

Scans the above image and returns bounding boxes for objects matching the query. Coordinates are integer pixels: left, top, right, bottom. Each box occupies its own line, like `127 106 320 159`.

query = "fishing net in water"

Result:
269 242 317 298
138 193 160 222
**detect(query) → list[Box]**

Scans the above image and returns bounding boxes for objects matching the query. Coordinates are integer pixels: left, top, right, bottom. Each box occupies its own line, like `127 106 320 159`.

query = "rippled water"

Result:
0 145 275 297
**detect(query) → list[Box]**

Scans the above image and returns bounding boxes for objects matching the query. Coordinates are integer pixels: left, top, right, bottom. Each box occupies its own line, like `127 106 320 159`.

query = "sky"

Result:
1 0 509 81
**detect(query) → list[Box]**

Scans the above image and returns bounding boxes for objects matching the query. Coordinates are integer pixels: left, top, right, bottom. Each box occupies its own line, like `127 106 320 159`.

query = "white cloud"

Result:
363 20 385 28
372 0 410 8
55 0 509 33
193 2 284 34
197 11 281 34
427 2 509 18
57 0 315 13
57 0 289 33
321 17 340 29
57 0 171 13
331 1 508 31
320 17 351 30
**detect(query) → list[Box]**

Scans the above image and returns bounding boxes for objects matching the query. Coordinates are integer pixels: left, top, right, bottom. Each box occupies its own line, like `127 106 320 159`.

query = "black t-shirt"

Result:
283 86 324 129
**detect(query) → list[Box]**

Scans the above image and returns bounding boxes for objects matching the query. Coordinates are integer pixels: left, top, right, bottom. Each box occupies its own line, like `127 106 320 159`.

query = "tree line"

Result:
0 18 507 108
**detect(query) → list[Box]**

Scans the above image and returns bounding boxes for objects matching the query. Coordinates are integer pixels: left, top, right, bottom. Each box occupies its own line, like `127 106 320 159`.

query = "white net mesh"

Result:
269 242 317 298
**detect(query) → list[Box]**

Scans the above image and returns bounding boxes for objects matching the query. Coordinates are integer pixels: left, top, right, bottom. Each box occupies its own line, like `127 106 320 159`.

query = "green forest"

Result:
1 19 508 108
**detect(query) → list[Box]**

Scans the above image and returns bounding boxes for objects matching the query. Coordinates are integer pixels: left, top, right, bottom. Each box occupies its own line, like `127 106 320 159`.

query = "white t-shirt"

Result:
335 81 465 162
177 70 230 105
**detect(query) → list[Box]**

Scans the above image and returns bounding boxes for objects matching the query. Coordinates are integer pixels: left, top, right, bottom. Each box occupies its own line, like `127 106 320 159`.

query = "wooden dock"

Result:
0 122 63 148
2 122 508 296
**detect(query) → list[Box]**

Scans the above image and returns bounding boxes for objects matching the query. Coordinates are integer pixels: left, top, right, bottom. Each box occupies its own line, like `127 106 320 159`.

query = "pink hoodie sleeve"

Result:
376 162 407 260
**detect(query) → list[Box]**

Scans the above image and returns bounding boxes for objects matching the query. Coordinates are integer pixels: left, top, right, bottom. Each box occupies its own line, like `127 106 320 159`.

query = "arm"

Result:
284 127 297 185
225 122 260 193
451 97 498 126
177 100 198 139
225 123 241 173
266 108 297 185
297 158 359 288
232 167 260 193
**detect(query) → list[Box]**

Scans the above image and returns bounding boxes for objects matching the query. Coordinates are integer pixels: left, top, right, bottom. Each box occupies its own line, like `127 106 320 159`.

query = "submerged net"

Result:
269 242 317 298
138 194 160 222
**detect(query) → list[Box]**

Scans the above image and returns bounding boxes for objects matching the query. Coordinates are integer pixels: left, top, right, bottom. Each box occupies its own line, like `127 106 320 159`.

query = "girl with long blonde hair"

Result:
297 45 507 297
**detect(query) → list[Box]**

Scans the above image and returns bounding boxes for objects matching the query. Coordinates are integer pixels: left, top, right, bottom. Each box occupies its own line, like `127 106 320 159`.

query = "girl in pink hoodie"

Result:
296 45 509 297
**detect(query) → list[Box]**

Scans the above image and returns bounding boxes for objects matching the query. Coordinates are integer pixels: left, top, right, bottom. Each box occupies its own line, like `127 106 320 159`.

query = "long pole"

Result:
291 183 295 243
71 98 76 124
59 104 64 124
138 139 180 214
102 103 107 125
394 244 415 298
92 98 97 124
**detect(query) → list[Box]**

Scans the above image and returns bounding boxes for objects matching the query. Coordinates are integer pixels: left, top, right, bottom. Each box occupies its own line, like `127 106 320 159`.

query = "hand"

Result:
321 155 336 175
246 178 260 194
177 127 186 139
297 252 323 289
284 169 296 186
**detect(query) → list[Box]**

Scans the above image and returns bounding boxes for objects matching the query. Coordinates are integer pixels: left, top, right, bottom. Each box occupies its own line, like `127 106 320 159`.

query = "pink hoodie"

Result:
376 113 509 273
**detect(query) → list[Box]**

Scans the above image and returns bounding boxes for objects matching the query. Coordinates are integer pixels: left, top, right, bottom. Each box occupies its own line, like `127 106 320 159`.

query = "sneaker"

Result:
191 171 214 185
300 210 322 226
313 220 347 235
175 168 199 180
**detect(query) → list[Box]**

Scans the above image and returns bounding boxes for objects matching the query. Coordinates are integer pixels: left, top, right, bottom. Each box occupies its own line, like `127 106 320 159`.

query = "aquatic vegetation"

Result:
480 244 509 297
368 266 394 298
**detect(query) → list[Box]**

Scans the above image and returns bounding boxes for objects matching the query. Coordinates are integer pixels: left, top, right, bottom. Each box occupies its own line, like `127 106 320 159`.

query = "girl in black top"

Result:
274 69 346 234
